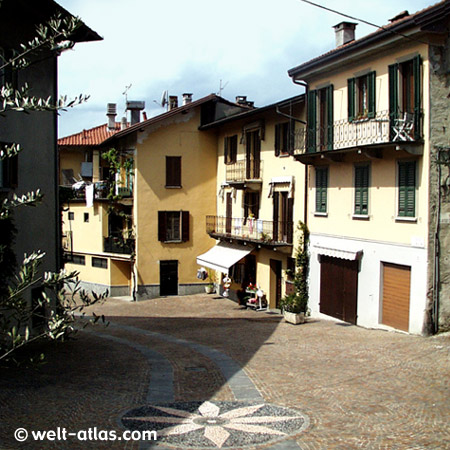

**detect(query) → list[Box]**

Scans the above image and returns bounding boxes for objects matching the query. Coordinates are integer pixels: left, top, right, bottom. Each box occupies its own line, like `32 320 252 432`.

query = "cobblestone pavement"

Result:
0 294 449 450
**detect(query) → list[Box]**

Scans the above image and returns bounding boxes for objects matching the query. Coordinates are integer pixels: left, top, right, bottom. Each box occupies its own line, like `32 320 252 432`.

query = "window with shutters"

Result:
307 85 333 153
348 72 376 121
398 161 416 218
354 165 370 216
224 135 237 164
275 122 292 156
158 211 190 243
165 156 181 187
315 167 328 214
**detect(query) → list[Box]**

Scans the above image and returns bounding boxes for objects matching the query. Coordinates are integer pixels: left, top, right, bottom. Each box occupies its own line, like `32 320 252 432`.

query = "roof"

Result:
199 94 305 130
103 94 250 144
288 0 450 79
58 123 123 147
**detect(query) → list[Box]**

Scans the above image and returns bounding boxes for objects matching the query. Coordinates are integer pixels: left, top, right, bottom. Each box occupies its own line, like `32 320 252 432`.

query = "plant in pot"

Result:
279 221 310 324
205 269 215 294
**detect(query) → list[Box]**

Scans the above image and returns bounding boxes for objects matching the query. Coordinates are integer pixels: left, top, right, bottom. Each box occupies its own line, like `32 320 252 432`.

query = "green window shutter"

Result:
354 165 369 215
413 55 422 140
389 63 399 141
307 90 317 153
398 161 416 217
368 71 376 119
348 78 356 122
326 85 334 150
315 167 328 213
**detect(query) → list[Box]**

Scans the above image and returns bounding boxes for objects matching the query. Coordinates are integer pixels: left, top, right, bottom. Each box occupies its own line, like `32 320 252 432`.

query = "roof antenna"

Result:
122 84 132 113
218 79 228 97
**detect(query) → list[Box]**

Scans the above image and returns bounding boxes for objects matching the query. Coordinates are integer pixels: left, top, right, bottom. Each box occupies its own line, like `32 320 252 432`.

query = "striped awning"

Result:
197 242 253 273
314 245 363 261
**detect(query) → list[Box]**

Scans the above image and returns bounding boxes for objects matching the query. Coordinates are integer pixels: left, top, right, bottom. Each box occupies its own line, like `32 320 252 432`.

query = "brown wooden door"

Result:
270 259 282 308
320 256 358 324
382 263 411 332
246 130 261 179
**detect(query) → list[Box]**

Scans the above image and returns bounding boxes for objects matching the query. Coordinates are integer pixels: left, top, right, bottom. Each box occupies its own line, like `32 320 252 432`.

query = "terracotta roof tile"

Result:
58 122 123 146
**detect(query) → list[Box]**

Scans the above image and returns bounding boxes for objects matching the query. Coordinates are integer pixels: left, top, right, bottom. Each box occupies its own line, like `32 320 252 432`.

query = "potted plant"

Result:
279 221 310 324
205 269 215 294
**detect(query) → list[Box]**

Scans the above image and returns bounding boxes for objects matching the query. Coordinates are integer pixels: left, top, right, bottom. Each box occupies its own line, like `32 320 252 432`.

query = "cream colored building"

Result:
197 95 306 309
288 2 450 334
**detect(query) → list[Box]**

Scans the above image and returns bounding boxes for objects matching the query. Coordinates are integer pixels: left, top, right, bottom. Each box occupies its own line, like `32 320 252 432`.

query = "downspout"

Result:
432 149 442 334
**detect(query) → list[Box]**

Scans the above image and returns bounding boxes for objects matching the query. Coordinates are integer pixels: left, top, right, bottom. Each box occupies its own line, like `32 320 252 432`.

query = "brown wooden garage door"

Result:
320 256 358 324
382 263 411 332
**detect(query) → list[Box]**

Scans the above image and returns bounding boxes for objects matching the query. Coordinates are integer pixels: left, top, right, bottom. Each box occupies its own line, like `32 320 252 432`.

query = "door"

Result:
320 256 358 324
246 130 261 179
226 193 232 234
270 259 282 309
382 263 411 332
160 260 178 296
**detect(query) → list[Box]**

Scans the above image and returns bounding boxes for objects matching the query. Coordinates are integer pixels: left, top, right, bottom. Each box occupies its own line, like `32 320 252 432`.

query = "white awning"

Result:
314 245 363 261
196 242 253 273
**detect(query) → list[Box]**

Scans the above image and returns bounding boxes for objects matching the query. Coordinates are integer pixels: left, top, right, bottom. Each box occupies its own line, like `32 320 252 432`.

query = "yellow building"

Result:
288 2 450 334
197 95 306 309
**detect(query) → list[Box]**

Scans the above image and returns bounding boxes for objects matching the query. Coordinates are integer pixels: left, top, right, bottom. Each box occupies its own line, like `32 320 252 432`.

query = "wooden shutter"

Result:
166 156 181 187
348 78 355 122
326 85 334 151
224 137 230 164
274 123 281 156
389 63 399 140
273 191 279 240
181 211 189 242
398 161 416 217
368 71 376 119
158 211 167 242
315 167 327 213
307 90 317 153
413 55 422 140
355 165 369 215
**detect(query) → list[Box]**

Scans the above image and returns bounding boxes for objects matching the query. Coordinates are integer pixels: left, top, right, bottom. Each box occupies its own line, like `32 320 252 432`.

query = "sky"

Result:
56 0 435 138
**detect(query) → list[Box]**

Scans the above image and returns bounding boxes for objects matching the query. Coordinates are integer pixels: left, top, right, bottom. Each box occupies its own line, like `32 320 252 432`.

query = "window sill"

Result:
163 240 183 244
314 212 328 217
395 216 417 223
352 214 370 221
165 185 182 189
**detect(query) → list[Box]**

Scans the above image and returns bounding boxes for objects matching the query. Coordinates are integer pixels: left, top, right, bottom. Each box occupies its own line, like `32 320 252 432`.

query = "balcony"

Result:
103 235 135 255
225 159 263 188
59 181 133 202
294 110 423 163
206 215 293 247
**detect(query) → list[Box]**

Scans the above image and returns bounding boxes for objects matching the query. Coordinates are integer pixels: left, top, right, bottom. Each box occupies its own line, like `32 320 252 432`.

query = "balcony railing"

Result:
206 215 293 245
103 235 135 255
225 159 263 183
294 110 422 155
60 181 133 202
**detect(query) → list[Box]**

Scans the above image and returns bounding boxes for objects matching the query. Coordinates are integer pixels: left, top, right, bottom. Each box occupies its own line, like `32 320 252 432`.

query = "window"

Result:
158 211 189 242
275 122 293 156
354 165 369 216
348 72 376 121
68 212 74 221
398 161 416 218
244 191 260 220
71 255 85 265
0 143 18 189
92 257 108 269
246 130 261 179
315 167 328 214
307 85 333 152
389 56 421 140
273 191 294 243
224 135 237 164
166 156 181 187
84 212 89 223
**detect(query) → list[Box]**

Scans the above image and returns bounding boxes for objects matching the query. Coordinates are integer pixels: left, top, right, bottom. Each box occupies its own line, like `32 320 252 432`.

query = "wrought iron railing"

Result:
103 235 135 254
225 159 263 183
206 215 293 245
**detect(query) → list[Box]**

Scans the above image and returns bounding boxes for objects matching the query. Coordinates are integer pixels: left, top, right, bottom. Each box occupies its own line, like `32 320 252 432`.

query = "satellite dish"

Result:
161 90 168 108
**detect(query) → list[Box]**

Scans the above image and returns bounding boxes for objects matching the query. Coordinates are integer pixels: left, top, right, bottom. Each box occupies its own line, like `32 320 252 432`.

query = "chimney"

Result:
235 96 255 108
333 22 357 47
182 93 193 105
121 117 127 130
106 103 117 131
169 95 178 110
126 100 145 125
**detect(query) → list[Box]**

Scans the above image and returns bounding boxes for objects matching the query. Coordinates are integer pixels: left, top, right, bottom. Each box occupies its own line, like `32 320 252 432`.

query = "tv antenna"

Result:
122 84 132 103
218 79 229 97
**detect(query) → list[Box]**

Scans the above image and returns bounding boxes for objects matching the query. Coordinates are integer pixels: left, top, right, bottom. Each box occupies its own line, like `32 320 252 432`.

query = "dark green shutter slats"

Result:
355 165 369 215
413 55 422 140
315 168 328 213
348 78 355 122
307 90 317 153
326 85 334 151
398 161 416 217
368 71 376 119
389 63 399 141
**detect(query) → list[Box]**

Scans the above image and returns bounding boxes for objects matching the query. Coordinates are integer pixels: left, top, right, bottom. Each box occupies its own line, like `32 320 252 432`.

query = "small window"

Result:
166 156 181 187
92 257 108 269
158 211 189 243
68 212 74 221
354 165 370 216
224 135 237 164
84 212 89 223
71 255 85 265
315 167 328 214
398 161 416 218
275 122 292 156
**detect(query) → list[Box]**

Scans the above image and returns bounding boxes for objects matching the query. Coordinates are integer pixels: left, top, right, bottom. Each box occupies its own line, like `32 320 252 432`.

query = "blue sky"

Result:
56 0 435 137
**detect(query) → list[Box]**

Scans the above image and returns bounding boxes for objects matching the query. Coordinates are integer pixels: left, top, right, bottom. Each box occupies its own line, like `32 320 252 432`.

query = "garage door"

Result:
320 256 358 324
382 263 411 332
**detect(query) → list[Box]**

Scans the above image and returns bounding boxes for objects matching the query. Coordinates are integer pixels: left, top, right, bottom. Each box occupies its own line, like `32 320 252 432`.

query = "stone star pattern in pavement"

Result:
121 401 309 448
